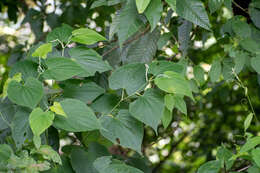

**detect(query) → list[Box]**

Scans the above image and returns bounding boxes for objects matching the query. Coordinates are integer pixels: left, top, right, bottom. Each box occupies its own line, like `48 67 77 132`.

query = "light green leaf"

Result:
164 94 175 111
118 0 144 46
29 108 54 136
1 73 22 99
136 0 151 13
46 24 73 44
193 65 205 85
209 0 223 14
69 46 112 77
50 102 67 117
42 57 85 81
53 99 101 132
32 43 52 59
33 135 41 149
248 165 260 173
176 0 211 30
162 108 172 129
189 79 199 93
251 56 260 74
94 156 144 173
154 71 193 99
109 63 146 95
0 144 13 162
197 160 221 173
100 110 144 154
252 148 260 168
129 89 164 131
173 95 187 115
209 59 222 82
144 0 162 30
7 77 44 109
32 145 62 164
149 61 184 76
71 28 107 45
165 0 176 11
240 136 260 153
244 113 253 132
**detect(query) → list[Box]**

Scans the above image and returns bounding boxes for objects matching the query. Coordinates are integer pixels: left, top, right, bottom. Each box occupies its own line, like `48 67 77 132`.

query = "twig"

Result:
235 165 251 172
102 25 151 57
232 1 248 13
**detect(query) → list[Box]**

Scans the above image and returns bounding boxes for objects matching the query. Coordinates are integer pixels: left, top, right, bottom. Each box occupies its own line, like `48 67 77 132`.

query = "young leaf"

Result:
50 102 67 117
193 65 205 85
154 71 193 99
129 89 164 131
162 108 172 129
244 113 253 132
53 99 101 132
71 28 107 45
144 0 162 30
29 108 54 136
7 77 44 109
32 43 52 59
109 63 146 95
136 0 151 13
100 110 144 154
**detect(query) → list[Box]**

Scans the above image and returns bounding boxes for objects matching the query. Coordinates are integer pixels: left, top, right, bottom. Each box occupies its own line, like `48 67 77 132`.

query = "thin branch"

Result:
232 1 248 13
235 165 251 172
102 25 151 57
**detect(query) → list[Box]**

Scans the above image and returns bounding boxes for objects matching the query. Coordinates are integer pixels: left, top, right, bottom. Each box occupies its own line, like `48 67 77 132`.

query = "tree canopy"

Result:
1 0 260 172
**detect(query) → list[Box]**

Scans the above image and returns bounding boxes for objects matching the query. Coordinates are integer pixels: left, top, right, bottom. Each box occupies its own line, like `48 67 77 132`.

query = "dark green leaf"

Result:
251 56 260 74
144 0 162 30
209 0 223 14
209 59 222 82
197 160 221 173
91 94 120 114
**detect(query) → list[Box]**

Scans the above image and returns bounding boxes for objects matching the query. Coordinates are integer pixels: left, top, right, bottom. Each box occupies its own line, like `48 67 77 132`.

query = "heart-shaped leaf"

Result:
7 77 44 109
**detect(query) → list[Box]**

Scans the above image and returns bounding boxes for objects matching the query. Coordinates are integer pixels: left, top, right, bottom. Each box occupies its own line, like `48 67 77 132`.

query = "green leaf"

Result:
0 99 15 131
197 160 221 173
162 108 172 129
93 156 144 173
209 0 223 14
240 136 260 153
244 113 253 132
91 0 123 8
118 0 144 46
50 102 67 117
11 107 32 149
222 58 234 81
53 99 101 132
29 108 54 136
252 148 260 168
216 146 234 170
69 46 112 77
1 73 22 99
248 165 260 173
176 0 211 30
136 0 151 13
251 56 260 74
209 59 222 82
129 89 164 131
7 77 44 109
32 145 62 164
144 0 162 30
42 57 85 81
249 2 260 29
154 71 193 99
165 0 176 11
32 43 52 59
63 81 105 103
232 19 251 39
164 94 175 111
46 24 73 44
193 65 205 85
149 61 184 76
234 52 246 74
178 19 192 56
91 94 120 114
109 63 146 95
173 95 187 115
0 144 13 162
100 110 144 154
71 28 107 45
240 38 260 54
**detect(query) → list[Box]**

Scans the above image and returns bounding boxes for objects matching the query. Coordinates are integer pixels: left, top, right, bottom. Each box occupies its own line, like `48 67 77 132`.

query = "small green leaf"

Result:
232 19 251 39
46 24 73 44
32 145 62 164
244 113 253 132
193 65 205 85
29 108 54 136
209 59 222 82
240 38 260 54
234 52 246 74
0 144 13 162
240 136 260 153
33 135 41 149
144 0 162 30
154 71 193 99
197 160 221 173
209 0 223 14
173 95 187 115
252 148 260 168
7 77 44 109
251 56 260 74
216 146 234 170
164 94 175 111
162 108 172 129
50 102 67 117
136 0 151 13
32 43 52 59
1 73 22 99
71 28 107 45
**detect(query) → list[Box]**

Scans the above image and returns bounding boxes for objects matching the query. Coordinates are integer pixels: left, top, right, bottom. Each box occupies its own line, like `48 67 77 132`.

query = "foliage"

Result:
0 0 260 172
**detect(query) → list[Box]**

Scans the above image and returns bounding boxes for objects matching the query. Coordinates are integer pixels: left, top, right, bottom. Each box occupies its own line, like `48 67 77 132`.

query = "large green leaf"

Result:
252 148 260 168
240 136 260 153
71 28 107 45
148 61 184 76
129 89 164 131
100 110 144 154
176 0 211 30
136 0 151 13
42 57 85 81
144 0 162 30
46 24 73 44
216 146 234 170
240 38 260 54
0 144 13 162
197 160 221 173
251 56 260 74
69 47 112 77
232 19 251 39
93 156 144 173
29 108 55 136
1 73 22 99
63 81 105 103
91 94 120 114
154 71 193 99
118 0 144 46
53 99 101 132
209 59 222 82
0 99 15 131
109 63 146 95
7 77 44 109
